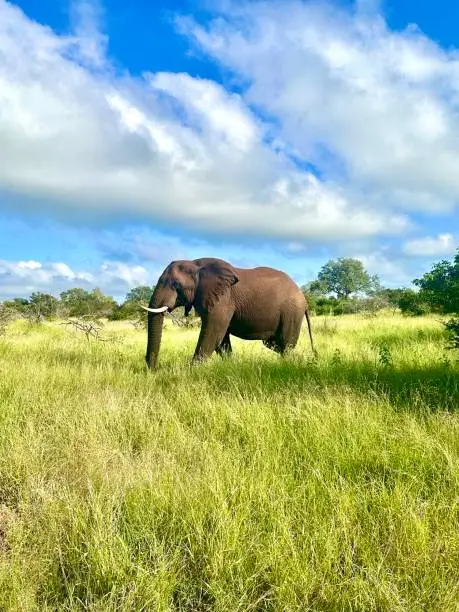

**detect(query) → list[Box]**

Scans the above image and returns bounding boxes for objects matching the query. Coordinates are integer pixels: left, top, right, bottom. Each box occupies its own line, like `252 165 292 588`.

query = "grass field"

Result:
0 313 458 611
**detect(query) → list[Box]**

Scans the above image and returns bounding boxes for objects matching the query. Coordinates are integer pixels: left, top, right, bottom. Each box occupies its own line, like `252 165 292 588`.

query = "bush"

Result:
359 296 391 316
414 250 459 315
398 289 431 316
60 288 117 318
309 296 389 316
0 305 20 336
444 317 459 350
108 302 142 321
312 297 342 316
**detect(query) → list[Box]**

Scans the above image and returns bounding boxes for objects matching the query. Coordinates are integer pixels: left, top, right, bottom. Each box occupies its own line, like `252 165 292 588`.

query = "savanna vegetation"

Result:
0 252 458 610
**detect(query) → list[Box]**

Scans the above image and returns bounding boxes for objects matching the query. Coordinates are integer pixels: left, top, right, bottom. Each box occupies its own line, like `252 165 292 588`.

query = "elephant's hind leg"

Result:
263 314 302 356
216 331 232 358
278 313 303 355
262 336 283 354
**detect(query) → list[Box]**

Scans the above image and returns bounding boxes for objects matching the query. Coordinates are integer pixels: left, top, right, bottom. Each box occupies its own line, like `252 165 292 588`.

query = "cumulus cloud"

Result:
402 233 457 257
351 251 415 287
68 0 108 67
0 258 149 300
182 0 459 214
99 262 149 287
0 0 410 242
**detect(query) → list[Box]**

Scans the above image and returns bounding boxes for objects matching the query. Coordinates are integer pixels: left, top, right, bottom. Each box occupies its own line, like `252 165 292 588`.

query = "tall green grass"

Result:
0 314 458 610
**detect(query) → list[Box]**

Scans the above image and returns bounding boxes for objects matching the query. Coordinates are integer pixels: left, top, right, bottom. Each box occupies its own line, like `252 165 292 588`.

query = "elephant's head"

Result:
143 258 238 369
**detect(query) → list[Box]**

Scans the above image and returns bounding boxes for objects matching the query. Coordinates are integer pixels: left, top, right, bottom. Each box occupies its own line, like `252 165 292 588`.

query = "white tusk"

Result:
141 305 169 313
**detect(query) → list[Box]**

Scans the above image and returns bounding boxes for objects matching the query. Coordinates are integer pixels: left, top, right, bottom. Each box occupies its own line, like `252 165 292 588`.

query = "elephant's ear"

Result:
196 261 239 312
178 263 199 305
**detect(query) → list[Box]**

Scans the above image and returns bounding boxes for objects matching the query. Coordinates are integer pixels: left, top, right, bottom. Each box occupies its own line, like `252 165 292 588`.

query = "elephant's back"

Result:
237 265 298 283
237 267 304 296
235 267 305 311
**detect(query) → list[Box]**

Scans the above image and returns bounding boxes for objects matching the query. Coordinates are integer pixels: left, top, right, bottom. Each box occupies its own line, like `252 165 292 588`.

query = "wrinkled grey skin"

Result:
145 257 315 369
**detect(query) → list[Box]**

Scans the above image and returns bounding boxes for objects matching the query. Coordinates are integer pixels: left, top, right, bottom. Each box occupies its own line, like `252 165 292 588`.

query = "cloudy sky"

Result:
1 0 458 301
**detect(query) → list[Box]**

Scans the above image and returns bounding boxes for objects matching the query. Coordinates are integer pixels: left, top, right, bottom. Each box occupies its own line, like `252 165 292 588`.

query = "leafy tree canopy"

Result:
413 250 459 314
60 288 116 317
315 258 379 298
125 286 155 304
2 297 29 312
28 292 59 318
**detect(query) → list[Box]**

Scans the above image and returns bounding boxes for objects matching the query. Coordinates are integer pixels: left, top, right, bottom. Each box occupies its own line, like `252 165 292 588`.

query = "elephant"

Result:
142 257 316 369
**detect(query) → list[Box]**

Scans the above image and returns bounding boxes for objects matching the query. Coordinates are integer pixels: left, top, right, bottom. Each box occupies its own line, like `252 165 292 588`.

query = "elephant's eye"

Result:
171 280 180 290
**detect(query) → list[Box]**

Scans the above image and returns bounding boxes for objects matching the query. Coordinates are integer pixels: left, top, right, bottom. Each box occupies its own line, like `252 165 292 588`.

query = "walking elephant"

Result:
142 257 316 369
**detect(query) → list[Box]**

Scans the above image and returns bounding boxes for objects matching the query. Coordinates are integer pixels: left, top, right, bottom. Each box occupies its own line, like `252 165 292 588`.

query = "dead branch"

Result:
60 318 106 342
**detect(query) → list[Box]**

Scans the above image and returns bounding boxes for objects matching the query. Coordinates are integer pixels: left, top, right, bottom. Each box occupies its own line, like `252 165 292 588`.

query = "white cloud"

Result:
151 72 260 153
50 262 77 279
0 258 149 300
402 233 456 257
352 251 414 287
100 262 149 287
183 0 459 214
68 0 107 68
16 260 42 271
0 0 410 242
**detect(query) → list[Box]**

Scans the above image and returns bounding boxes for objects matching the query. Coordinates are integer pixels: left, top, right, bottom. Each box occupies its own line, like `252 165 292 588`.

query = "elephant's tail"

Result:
305 308 317 356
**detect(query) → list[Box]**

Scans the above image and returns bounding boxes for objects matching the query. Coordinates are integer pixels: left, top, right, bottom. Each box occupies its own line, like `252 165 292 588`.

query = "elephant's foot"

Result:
215 331 232 359
216 343 232 359
263 337 283 354
190 352 211 366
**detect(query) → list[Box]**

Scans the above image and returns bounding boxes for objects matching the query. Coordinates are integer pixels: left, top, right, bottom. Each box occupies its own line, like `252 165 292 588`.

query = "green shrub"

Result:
398 289 431 316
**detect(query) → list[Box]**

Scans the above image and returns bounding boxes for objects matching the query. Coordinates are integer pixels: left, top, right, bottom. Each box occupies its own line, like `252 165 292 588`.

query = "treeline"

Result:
303 252 459 348
301 255 459 320
1 286 155 322
1 251 458 333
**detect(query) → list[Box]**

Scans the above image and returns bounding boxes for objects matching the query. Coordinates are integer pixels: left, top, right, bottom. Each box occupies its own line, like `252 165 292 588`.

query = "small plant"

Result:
439 354 451 369
331 348 342 365
318 318 338 336
377 342 393 367
130 318 146 330
444 317 459 350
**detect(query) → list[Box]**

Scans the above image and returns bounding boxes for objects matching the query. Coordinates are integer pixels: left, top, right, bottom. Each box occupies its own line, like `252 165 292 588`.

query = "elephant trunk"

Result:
145 311 164 370
145 285 177 370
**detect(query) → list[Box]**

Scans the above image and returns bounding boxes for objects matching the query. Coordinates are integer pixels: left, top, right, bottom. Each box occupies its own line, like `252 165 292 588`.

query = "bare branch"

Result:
60 318 106 342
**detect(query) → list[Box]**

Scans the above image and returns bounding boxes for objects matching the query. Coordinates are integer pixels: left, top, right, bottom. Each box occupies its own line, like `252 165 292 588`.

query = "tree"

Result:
413 250 459 314
2 294 59 322
60 288 91 316
397 289 431 316
2 297 29 313
303 279 328 296
125 285 154 304
376 288 407 309
109 301 142 321
28 292 59 319
316 258 378 298
88 288 117 317
60 288 116 317
109 285 155 321
413 248 459 348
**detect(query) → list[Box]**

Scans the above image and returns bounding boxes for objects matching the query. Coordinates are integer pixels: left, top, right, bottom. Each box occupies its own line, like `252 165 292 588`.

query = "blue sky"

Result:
0 0 458 301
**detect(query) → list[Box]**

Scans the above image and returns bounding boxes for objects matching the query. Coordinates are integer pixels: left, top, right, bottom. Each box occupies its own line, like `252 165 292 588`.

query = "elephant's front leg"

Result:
191 314 231 365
